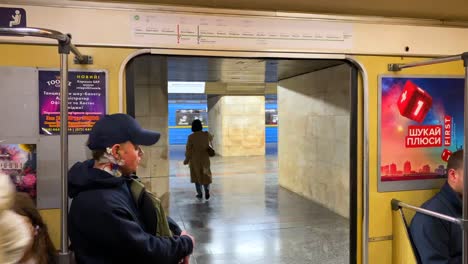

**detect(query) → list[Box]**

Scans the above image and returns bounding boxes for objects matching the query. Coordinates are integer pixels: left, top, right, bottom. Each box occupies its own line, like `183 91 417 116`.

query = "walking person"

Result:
183 119 213 200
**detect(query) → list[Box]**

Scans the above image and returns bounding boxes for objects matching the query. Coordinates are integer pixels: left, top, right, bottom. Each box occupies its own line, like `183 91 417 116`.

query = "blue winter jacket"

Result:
410 182 462 264
68 160 193 264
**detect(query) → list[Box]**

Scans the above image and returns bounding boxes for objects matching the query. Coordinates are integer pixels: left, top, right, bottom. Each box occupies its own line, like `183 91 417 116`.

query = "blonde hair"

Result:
0 173 14 211
13 192 57 264
0 174 33 264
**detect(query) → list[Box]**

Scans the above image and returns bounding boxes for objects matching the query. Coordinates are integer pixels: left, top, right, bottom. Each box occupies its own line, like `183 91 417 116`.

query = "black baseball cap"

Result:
87 113 160 150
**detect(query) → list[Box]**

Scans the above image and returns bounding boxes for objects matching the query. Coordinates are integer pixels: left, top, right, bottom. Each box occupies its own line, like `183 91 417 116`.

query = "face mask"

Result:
95 148 125 177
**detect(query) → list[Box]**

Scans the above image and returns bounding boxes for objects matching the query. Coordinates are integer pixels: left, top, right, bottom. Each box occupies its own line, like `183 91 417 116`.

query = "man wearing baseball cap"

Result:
68 113 194 264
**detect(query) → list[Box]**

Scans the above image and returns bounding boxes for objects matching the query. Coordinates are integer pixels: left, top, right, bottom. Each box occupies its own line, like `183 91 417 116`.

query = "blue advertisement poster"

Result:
38 70 107 135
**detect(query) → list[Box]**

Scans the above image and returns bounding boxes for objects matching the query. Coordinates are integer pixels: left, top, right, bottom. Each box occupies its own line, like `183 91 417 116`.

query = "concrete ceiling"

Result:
167 56 343 83
77 0 468 21
166 56 344 94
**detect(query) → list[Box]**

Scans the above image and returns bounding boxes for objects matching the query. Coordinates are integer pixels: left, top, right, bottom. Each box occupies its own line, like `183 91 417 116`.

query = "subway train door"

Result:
125 54 359 264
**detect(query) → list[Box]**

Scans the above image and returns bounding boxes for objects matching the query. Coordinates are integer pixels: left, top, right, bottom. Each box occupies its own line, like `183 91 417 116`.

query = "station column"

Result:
208 95 265 156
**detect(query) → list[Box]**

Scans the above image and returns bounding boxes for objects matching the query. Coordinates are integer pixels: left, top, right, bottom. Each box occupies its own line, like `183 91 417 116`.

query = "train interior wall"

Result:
1 41 460 263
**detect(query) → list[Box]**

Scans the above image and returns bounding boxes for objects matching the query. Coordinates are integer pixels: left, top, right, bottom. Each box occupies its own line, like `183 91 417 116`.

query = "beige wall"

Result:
208 95 265 157
278 64 351 218
208 96 224 155
132 55 170 208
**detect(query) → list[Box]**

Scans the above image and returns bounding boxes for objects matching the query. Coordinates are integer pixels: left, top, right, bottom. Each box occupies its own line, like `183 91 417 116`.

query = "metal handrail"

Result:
0 26 92 263
391 199 462 227
388 54 463 71
0 27 68 41
0 27 87 63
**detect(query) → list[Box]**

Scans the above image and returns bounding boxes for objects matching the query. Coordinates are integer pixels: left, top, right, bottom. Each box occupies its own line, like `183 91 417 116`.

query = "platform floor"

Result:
168 144 349 264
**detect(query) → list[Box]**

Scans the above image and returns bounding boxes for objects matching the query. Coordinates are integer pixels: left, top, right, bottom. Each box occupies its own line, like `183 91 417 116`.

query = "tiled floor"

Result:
169 144 349 264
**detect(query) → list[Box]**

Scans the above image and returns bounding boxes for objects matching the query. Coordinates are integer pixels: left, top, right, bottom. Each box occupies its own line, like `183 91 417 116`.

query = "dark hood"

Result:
68 160 127 198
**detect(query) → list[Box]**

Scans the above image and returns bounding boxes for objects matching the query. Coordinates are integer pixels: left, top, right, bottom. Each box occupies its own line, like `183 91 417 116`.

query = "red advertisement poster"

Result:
380 76 464 191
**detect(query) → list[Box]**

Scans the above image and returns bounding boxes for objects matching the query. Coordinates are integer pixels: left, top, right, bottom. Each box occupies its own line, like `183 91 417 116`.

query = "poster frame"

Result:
265 108 278 125
0 143 38 202
378 74 464 192
38 68 109 135
175 109 208 127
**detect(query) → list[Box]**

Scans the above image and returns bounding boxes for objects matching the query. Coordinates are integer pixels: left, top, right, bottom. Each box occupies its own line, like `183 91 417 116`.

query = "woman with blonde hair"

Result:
0 174 33 264
12 192 57 264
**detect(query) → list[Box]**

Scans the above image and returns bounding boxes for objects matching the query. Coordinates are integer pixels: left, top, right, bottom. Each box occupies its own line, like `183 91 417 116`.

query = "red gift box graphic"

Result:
441 148 452 162
397 80 433 123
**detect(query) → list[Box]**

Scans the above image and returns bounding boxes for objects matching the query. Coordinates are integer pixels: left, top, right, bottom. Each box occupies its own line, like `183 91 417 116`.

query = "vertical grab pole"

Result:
463 53 468 264
58 38 71 263
60 52 69 255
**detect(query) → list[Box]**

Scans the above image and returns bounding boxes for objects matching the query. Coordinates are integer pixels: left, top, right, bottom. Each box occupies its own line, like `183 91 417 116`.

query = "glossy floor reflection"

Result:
169 144 349 264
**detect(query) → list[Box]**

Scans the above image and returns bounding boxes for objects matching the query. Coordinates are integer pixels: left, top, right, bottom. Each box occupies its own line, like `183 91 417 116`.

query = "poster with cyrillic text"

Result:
38 70 106 135
379 76 464 192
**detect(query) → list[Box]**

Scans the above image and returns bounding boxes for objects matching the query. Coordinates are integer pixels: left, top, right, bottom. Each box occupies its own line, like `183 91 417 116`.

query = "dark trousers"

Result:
195 183 210 195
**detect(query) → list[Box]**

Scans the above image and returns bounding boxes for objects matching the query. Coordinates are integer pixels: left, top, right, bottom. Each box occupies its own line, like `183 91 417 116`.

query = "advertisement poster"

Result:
39 70 107 135
0 144 37 201
265 109 278 125
176 109 207 126
379 76 464 192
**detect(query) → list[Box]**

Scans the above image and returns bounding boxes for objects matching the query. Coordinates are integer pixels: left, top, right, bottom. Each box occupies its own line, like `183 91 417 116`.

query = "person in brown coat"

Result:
183 119 213 200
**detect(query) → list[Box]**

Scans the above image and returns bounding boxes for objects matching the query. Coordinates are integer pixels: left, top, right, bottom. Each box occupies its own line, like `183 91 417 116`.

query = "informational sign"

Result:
265 109 278 125
0 144 37 201
0 7 26 28
39 70 107 135
176 109 207 126
379 76 464 192
131 12 352 50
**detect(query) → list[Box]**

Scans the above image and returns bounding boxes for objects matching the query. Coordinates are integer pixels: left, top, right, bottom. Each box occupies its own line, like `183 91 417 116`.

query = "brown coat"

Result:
185 131 213 185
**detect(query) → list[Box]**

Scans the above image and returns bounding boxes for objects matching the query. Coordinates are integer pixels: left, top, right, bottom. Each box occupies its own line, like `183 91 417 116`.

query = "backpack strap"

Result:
129 179 173 237
129 178 145 205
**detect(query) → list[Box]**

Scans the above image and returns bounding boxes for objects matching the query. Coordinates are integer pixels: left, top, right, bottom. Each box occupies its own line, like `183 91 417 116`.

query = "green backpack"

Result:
129 179 173 237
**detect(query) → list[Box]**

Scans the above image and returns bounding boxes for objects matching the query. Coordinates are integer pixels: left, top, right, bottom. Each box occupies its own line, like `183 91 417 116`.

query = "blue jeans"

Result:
195 183 210 195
